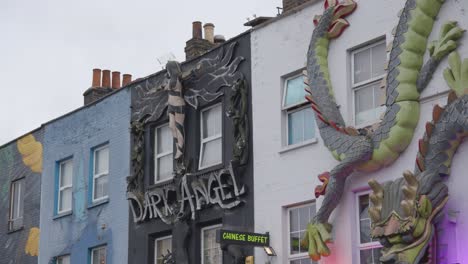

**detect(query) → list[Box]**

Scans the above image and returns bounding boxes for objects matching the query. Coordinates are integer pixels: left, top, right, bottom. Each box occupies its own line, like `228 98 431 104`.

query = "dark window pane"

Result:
359 195 370 220
354 48 371 83
299 206 310 231
373 248 382 262
290 232 300 255
290 208 299 232
360 219 372 243
303 108 315 141
288 110 304 145
360 248 382 264
284 75 306 107
371 42 386 78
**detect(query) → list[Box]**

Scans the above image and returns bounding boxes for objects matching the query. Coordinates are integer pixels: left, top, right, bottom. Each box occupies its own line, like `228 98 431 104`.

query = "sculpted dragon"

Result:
368 53 468 263
301 0 465 261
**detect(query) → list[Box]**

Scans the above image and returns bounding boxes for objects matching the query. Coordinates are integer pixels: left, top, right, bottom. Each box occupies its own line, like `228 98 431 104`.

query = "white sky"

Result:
0 0 282 145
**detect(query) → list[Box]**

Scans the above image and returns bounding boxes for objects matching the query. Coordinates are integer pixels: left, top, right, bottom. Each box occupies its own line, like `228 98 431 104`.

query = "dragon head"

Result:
313 0 357 39
368 170 448 264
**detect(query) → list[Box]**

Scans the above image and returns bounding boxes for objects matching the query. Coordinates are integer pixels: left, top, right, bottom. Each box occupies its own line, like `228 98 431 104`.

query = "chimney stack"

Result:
84 69 131 105
192 21 202 39
102 70 111 88
203 23 215 43
185 21 217 60
112 71 121 89
122 74 132 86
282 0 310 13
92 69 102 87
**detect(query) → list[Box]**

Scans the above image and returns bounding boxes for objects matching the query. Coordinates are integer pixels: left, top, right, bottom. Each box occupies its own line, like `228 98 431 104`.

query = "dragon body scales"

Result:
302 0 464 260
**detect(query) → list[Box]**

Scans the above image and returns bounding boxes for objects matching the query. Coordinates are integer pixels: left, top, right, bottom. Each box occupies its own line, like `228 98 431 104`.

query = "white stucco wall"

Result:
251 0 468 263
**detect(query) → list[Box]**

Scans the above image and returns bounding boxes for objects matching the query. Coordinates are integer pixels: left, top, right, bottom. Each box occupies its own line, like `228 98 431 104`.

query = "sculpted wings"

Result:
183 41 245 108
132 78 168 123
131 41 245 122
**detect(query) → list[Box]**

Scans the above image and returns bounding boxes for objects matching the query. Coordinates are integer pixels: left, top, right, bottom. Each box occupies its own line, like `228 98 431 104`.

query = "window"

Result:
154 124 173 182
56 255 70 264
9 178 24 230
92 145 109 202
356 193 382 263
91 246 106 264
351 40 386 126
57 159 73 214
201 224 222 264
199 104 222 169
282 74 316 146
155 236 172 264
288 203 317 264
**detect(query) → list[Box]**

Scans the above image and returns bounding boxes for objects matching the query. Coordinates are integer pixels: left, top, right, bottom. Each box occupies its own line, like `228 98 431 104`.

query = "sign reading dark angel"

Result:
127 40 251 264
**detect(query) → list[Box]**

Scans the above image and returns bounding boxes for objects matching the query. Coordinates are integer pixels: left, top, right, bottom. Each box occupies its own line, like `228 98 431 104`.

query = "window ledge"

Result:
53 211 72 220
198 162 224 173
88 197 109 209
7 226 24 234
279 138 318 154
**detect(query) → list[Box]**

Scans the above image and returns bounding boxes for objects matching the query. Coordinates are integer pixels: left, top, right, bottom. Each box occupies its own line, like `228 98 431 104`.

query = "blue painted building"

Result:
38 86 131 264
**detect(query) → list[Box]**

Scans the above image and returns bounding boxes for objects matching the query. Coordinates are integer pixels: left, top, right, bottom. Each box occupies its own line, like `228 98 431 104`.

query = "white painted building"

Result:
250 0 468 263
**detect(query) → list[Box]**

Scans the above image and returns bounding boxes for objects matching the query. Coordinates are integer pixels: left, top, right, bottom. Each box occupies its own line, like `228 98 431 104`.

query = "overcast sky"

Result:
0 0 281 145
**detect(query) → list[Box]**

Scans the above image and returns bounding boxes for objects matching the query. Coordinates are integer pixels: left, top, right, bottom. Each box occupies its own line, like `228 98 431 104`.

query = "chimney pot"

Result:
192 21 202 39
214 35 226 44
92 68 102 87
203 23 215 43
102 70 111 88
111 71 121 89
122 74 132 86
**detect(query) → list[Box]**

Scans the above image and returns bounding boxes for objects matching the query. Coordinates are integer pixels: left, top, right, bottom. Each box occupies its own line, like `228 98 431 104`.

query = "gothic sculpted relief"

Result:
127 41 250 263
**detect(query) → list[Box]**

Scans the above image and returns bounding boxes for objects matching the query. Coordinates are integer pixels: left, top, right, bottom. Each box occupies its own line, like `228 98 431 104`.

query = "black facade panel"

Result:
128 32 253 264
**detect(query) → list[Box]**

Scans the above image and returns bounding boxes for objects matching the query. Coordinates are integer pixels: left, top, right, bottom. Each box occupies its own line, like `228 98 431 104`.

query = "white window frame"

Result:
199 103 223 170
154 123 173 183
286 202 317 263
91 245 107 264
57 159 73 214
355 190 383 263
282 73 317 147
282 73 308 110
351 39 387 128
92 145 109 203
201 224 223 264
285 105 316 147
9 178 24 230
56 254 70 264
155 235 172 264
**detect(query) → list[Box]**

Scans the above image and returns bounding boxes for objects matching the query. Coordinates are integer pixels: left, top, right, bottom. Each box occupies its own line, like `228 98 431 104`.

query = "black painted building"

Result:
126 30 253 264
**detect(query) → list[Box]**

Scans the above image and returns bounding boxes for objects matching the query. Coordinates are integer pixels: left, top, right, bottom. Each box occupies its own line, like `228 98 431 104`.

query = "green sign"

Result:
217 230 270 247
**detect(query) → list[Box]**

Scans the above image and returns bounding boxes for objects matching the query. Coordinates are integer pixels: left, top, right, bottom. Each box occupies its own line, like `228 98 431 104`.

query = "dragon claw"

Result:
443 52 468 95
302 222 333 261
429 21 464 60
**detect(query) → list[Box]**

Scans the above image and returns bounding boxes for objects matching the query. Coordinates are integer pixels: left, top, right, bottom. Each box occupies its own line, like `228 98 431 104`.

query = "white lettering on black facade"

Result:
128 165 246 224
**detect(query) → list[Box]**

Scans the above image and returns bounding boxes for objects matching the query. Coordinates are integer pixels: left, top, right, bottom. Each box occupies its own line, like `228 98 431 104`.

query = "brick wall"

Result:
282 0 311 13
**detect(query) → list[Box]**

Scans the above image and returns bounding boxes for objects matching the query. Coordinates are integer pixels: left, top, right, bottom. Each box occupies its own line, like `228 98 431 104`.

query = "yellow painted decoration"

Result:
25 227 40 256
17 134 43 173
